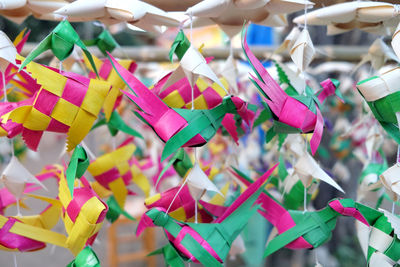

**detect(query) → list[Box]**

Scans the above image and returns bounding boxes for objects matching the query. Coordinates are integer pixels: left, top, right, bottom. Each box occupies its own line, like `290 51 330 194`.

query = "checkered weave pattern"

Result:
1 55 111 151
154 75 228 110
87 143 151 209
58 168 108 256
144 184 213 223
84 54 137 121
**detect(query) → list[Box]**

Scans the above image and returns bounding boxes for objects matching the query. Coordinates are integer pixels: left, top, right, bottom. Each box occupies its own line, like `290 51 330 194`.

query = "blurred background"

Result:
1 0 399 266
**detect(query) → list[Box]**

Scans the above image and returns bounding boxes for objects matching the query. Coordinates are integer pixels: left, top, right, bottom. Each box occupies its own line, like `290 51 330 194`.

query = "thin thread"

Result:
81 141 96 160
13 253 17 267
304 0 308 30
302 0 308 95
2 71 6 102
50 244 56 255
195 200 198 223
3 72 14 157
16 198 21 217
191 82 195 111
397 145 400 163
304 138 308 213
315 250 319 266
59 60 63 73
194 147 198 223
166 178 188 214
112 136 116 150
392 201 396 214
394 5 400 16
189 11 193 43
189 11 195 111
303 186 307 212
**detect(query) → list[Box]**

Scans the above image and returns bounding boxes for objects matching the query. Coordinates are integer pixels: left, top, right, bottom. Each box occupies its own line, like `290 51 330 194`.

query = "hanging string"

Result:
302 0 308 96
167 148 198 215
81 141 96 160
111 136 117 150
2 71 6 103
303 138 308 212
315 250 320 266
191 82 195 111
194 147 198 223
397 145 400 163
13 253 17 267
6 71 19 216
16 199 22 217
2 71 15 157
189 12 195 111
393 4 400 16
304 0 308 30
166 178 188 215
189 10 193 43
195 198 198 223
303 185 307 212
50 244 57 255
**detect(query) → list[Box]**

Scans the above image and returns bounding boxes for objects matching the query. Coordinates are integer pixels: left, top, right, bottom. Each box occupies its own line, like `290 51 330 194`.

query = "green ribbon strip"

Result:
145 167 268 266
66 145 90 197
263 198 400 261
264 206 338 257
156 148 193 187
105 195 135 224
66 246 101 267
148 244 185 267
92 111 143 138
169 30 191 62
357 75 400 144
20 20 98 77
161 96 238 161
84 29 118 56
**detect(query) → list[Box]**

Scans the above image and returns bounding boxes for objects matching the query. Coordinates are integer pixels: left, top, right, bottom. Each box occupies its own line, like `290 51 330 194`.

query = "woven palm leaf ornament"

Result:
137 164 277 266
1 56 111 151
2 3 400 266
83 52 138 122
0 194 63 252
293 2 400 35
242 26 342 155
0 29 50 219
66 246 100 267
18 19 99 76
0 167 63 252
58 165 108 256
0 29 30 100
357 67 400 145
152 73 256 145
84 28 119 57
53 0 180 33
184 0 313 38
108 53 255 162
144 183 214 223
0 164 105 256
162 30 228 93
87 142 152 208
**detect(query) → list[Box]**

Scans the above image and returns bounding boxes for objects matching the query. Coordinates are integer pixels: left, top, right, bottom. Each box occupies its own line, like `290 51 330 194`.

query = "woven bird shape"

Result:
242 28 342 155
108 54 255 161
137 164 277 266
